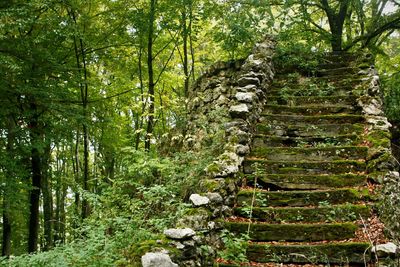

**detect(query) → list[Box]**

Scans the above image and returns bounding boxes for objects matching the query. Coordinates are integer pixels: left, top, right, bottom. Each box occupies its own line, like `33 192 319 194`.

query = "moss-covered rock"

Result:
260 114 365 125
224 221 358 241
234 204 370 223
237 188 370 207
243 159 366 175
253 133 359 148
247 242 370 264
250 146 368 162
245 173 367 190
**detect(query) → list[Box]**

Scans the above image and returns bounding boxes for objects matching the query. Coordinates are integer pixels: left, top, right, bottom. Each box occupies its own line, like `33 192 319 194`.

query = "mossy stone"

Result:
247 242 370 264
224 222 358 241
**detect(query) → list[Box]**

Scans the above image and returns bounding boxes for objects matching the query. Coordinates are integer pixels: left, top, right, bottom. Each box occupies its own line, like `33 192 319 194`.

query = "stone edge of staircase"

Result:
358 57 400 263
141 36 277 267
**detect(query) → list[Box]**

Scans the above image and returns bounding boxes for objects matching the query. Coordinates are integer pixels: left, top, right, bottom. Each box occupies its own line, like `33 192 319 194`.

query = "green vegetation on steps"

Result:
234 204 371 223
224 222 358 241
250 146 368 161
247 242 371 264
253 133 360 147
256 122 363 136
245 173 367 189
243 159 366 175
263 104 357 115
237 188 370 207
260 114 365 125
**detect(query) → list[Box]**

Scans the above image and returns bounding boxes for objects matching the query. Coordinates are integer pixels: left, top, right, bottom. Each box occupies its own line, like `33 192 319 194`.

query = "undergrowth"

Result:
1 147 218 267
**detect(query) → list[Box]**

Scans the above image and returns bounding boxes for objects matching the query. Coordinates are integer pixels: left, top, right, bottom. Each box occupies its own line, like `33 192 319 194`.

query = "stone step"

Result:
314 66 360 77
263 104 357 115
243 159 366 175
271 76 363 88
224 221 358 242
246 242 370 264
250 146 368 162
267 95 357 106
253 134 359 147
237 188 370 207
256 122 363 137
234 204 370 223
259 114 365 126
266 86 352 97
245 173 367 190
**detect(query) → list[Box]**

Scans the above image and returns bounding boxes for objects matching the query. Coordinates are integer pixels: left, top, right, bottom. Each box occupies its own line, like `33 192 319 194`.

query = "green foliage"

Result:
274 35 323 74
3 144 215 265
217 229 249 264
211 0 273 59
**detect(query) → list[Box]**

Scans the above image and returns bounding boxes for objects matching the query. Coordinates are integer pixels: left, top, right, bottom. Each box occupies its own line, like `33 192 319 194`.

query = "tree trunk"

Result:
28 101 42 253
145 0 156 152
42 143 53 250
2 209 11 257
2 115 15 256
80 36 90 219
320 0 350 52
182 8 189 97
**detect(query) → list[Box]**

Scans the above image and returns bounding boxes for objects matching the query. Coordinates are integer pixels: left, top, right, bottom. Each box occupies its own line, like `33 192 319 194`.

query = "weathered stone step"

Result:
315 67 361 77
263 104 357 115
256 122 363 137
272 76 363 88
266 86 352 97
245 173 367 190
237 188 370 207
224 221 358 242
243 159 366 175
234 204 370 223
268 95 357 106
246 242 370 264
260 114 365 126
250 146 368 162
253 134 359 147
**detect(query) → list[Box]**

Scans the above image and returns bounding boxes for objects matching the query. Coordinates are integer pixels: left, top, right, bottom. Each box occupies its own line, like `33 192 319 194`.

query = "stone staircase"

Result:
217 55 379 266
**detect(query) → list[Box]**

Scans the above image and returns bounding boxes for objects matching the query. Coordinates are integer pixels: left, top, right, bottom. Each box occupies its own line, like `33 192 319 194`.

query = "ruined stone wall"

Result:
355 57 400 245
141 37 275 267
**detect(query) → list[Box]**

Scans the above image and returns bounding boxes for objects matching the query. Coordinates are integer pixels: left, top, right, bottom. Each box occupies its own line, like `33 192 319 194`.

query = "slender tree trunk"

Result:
182 9 189 97
2 209 11 257
60 185 67 243
54 174 61 244
69 8 90 219
72 131 81 231
145 0 156 152
135 46 145 150
189 6 195 83
2 116 15 256
28 100 42 253
42 143 53 250
80 37 90 219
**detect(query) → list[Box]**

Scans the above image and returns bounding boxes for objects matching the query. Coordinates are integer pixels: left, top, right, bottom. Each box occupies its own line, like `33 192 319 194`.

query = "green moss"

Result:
126 237 180 266
366 129 391 148
251 146 367 161
244 159 366 175
367 151 393 172
182 207 211 216
367 171 386 183
357 62 370 69
246 173 366 190
247 242 370 264
237 188 369 207
206 162 221 174
234 204 370 223
260 114 365 125
224 222 357 241
201 178 221 192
